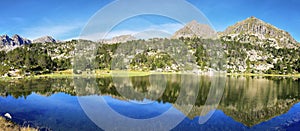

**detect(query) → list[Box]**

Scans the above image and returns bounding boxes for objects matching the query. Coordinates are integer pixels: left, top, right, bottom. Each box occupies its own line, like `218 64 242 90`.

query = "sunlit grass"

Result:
0 117 37 131
1 69 300 80
39 70 300 78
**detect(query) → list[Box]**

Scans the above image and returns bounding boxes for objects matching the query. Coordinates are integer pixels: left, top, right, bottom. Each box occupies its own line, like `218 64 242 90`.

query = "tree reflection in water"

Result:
0 75 299 126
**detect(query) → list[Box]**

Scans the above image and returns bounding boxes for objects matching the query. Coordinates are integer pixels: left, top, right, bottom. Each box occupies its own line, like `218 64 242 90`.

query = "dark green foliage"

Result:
1 37 300 76
1 41 75 75
53 58 72 71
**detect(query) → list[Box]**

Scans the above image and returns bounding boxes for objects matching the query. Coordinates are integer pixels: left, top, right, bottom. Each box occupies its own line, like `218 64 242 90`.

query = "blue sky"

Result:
1 0 299 41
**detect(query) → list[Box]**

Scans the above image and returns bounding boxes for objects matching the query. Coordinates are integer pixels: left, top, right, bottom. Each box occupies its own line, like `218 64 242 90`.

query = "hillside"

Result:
0 17 300 77
217 17 300 74
219 16 299 49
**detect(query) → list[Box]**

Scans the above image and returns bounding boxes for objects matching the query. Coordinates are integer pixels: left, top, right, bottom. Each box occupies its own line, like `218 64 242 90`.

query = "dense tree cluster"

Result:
0 42 73 76
0 37 300 76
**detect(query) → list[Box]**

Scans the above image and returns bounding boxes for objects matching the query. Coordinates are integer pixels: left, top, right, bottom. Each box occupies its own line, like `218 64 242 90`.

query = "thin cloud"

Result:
76 23 183 41
77 30 136 41
21 22 83 40
147 23 184 34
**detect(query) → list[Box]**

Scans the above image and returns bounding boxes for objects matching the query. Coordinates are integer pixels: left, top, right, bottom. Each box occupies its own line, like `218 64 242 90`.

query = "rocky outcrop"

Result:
33 36 57 43
0 35 60 51
102 35 136 44
172 20 216 39
219 16 299 48
0 35 11 46
11 34 31 45
0 34 31 47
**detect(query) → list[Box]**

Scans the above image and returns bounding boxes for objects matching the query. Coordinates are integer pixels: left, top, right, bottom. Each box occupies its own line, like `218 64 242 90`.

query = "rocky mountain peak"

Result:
11 34 31 46
102 34 136 44
220 16 299 48
172 20 216 39
248 16 260 21
0 35 11 43
186 20 199 26
12 34 21 38
0 34 31 47
222 16 275 34
1 34 9 39
33 36 57 43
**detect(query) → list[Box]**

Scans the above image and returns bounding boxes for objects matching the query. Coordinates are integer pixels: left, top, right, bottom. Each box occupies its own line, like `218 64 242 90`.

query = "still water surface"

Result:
0 75 300 130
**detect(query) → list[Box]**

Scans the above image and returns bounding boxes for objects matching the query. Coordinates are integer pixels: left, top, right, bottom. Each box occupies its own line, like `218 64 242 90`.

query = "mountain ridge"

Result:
33 36 57 43
0 35 58 50
0 16 298 48
0 34 31 46
219 16 299 48
172 20 216 39
101 34 136 44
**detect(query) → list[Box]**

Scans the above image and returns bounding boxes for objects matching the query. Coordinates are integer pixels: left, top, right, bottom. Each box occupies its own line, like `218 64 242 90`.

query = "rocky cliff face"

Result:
11 34 31 45
219 16 299 48
0 35 59 51
172 20 216 39
0 35 11 46
0 34 31 47
33 36 57 43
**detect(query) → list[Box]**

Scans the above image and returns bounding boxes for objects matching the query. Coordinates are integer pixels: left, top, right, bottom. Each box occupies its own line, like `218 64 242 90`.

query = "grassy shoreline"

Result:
0 116 37 131
29 70 300 78
1 69 300 79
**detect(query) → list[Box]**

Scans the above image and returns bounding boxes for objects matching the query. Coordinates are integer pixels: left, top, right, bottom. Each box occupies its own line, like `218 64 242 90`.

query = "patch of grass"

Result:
0 117 37 131
35 70 152 78
1 69 300 80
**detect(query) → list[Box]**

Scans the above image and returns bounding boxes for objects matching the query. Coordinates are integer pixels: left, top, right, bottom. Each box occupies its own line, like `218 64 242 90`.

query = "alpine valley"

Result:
0 16 300 77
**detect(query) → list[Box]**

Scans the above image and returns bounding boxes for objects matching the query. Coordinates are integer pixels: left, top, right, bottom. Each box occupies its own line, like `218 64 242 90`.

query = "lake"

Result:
0 74 300 130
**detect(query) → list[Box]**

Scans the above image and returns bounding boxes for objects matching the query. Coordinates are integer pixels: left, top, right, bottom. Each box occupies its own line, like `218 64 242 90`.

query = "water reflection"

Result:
220 76 300 126
0 75 299 129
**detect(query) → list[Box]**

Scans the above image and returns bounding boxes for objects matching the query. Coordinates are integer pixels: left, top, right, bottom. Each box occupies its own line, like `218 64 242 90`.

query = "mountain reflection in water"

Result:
0 75 299 130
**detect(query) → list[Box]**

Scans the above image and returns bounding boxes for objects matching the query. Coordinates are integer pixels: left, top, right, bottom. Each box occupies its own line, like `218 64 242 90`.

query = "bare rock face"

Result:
11 34 31 46
33 36 57 43
172 20 216 39
0 35 58 51
102 35 136 44
219 16 299 48
0 35 12 46
0 34 31 47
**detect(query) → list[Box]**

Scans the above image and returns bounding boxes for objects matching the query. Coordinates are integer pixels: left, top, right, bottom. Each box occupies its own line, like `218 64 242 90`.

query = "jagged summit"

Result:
0 34 31 47
222 16 279 34
12 34 31 45
248 16 261 20
187 20 199 26
33 36 57 43
220 16 299 48
172 20 216 39
0 35 59 51
0 35 10 44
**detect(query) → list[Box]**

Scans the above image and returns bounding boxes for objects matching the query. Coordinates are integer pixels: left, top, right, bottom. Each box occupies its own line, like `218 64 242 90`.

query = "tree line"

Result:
1 37 300 76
